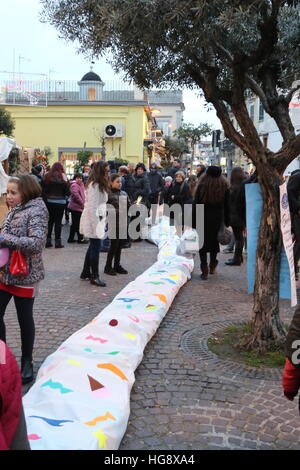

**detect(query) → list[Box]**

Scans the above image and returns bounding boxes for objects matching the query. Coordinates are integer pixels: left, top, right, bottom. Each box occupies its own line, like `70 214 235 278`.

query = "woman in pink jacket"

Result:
67 173 87 244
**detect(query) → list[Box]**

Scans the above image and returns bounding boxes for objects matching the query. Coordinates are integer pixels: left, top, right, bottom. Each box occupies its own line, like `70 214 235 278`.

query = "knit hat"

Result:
206 166 222 178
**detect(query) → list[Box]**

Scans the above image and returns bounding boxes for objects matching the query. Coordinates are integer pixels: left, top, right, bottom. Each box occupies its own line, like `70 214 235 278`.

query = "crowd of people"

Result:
0 158 251 388
1 156 300 448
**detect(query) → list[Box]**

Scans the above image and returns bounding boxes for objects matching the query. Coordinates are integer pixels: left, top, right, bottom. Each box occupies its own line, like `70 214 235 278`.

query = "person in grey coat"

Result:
0 175 48 384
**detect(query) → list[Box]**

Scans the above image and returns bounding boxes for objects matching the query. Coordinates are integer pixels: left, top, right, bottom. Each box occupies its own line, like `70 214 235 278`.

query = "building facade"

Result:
1 71 185 173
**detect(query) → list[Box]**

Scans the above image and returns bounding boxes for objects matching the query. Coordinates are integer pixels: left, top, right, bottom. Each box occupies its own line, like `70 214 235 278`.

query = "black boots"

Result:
104 265 128 275
80 252 91 280
104 266 117 276
226 238 244 266
21 358 33 385
225 256 243 266
114 265 128 274
209 260 218 274
90 258 106 287
200 264 209 280
46 238 52 248
55 239 64 248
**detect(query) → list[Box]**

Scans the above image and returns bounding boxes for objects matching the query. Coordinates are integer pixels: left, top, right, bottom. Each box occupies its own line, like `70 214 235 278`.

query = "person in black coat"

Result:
41 162 70 248
225 167 247 266
148 163 164 223
132 163 151 205
118 165 135 203
167 159 182 179
287 169 300 279
165 171 192 235
130 163 151 241
193 166 230 280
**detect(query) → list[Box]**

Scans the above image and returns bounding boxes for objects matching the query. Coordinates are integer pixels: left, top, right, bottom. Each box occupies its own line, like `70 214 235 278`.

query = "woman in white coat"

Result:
80 161 110 286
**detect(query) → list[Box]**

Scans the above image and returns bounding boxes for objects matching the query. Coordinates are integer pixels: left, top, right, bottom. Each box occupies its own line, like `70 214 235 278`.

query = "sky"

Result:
0 0 221 130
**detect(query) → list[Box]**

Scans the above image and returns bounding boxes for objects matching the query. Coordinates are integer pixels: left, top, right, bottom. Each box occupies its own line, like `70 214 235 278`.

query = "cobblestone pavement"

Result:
4 224 300 450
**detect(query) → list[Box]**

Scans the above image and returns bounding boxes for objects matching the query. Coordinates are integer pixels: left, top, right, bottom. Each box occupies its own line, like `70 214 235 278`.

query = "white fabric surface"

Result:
23 216 194 450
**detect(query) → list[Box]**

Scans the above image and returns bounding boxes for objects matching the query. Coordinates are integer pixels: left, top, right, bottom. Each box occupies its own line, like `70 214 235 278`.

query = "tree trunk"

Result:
244 157 287 352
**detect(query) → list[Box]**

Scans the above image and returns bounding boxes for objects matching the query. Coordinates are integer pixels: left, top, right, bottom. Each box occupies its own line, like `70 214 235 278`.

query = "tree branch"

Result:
285 84 300 106
244 75 272 115
272 133 300 173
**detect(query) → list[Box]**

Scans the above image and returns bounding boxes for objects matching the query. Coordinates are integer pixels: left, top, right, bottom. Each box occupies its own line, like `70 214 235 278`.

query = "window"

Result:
156 120 171 136
259 100 264 121
88 88 96 100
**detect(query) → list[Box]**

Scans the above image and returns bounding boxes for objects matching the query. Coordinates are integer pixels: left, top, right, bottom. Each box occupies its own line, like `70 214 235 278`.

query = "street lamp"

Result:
150 108 161 115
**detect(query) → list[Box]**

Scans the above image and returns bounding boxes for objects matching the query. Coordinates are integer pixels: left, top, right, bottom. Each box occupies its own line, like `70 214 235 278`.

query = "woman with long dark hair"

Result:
193 166 230 280
79 161 110 286
225 167 247 266
42 162 70 248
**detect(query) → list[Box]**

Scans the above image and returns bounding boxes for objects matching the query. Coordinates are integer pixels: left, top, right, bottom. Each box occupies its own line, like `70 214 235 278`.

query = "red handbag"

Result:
9 250 28 276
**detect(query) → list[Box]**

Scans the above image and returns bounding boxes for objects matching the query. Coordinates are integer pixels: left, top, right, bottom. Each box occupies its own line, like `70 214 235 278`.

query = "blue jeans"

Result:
81 238 102 277
87 238 102 259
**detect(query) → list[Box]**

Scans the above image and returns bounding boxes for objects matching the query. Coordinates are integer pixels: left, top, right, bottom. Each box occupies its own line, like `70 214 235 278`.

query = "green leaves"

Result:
0 107 15 137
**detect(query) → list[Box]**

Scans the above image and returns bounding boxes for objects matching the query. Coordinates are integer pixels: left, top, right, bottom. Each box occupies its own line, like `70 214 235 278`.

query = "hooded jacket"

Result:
0 197 48 286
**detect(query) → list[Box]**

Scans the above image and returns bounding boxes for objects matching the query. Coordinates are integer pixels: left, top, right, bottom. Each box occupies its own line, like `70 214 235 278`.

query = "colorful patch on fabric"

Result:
128 315 139 323
85 335 108 344
145 304 157 310
152 294 167 303
93 388 111 398
123 333 137 340
97 363 128 381
140 313 160 320
41 380 73 394
116 298 140 303
58 346 67 351
148 270 168 276
88 375 104 391
170 274 181 279
84 412 117 426
109 319 118 327
93 428 108 449
84 349 120 355
29 416 74 427
67 360 82 366
160 278 176 284
126 305 133 309
28 434 41 440
125 289 143 294
145 281 165 285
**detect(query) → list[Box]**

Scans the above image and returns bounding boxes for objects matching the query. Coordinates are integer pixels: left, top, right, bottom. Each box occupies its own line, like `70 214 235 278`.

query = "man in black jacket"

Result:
148 163 164 223
287 169 300 279
167 159 182 179
118 165 135 203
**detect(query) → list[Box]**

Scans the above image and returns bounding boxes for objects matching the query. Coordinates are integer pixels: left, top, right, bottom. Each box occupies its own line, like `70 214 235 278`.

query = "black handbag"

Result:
217 223 232 245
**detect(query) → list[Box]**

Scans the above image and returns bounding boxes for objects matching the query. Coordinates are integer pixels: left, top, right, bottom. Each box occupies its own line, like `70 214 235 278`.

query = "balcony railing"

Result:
0 78 183 107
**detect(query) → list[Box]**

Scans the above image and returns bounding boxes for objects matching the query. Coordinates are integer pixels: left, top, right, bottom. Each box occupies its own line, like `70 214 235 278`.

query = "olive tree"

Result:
41 0 300 351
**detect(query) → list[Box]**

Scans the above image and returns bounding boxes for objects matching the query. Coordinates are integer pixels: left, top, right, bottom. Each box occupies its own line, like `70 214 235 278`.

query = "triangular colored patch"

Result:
88 375 104 391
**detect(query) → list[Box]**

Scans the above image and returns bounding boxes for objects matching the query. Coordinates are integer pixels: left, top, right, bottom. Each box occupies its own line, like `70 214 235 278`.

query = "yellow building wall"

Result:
6 105 146 165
